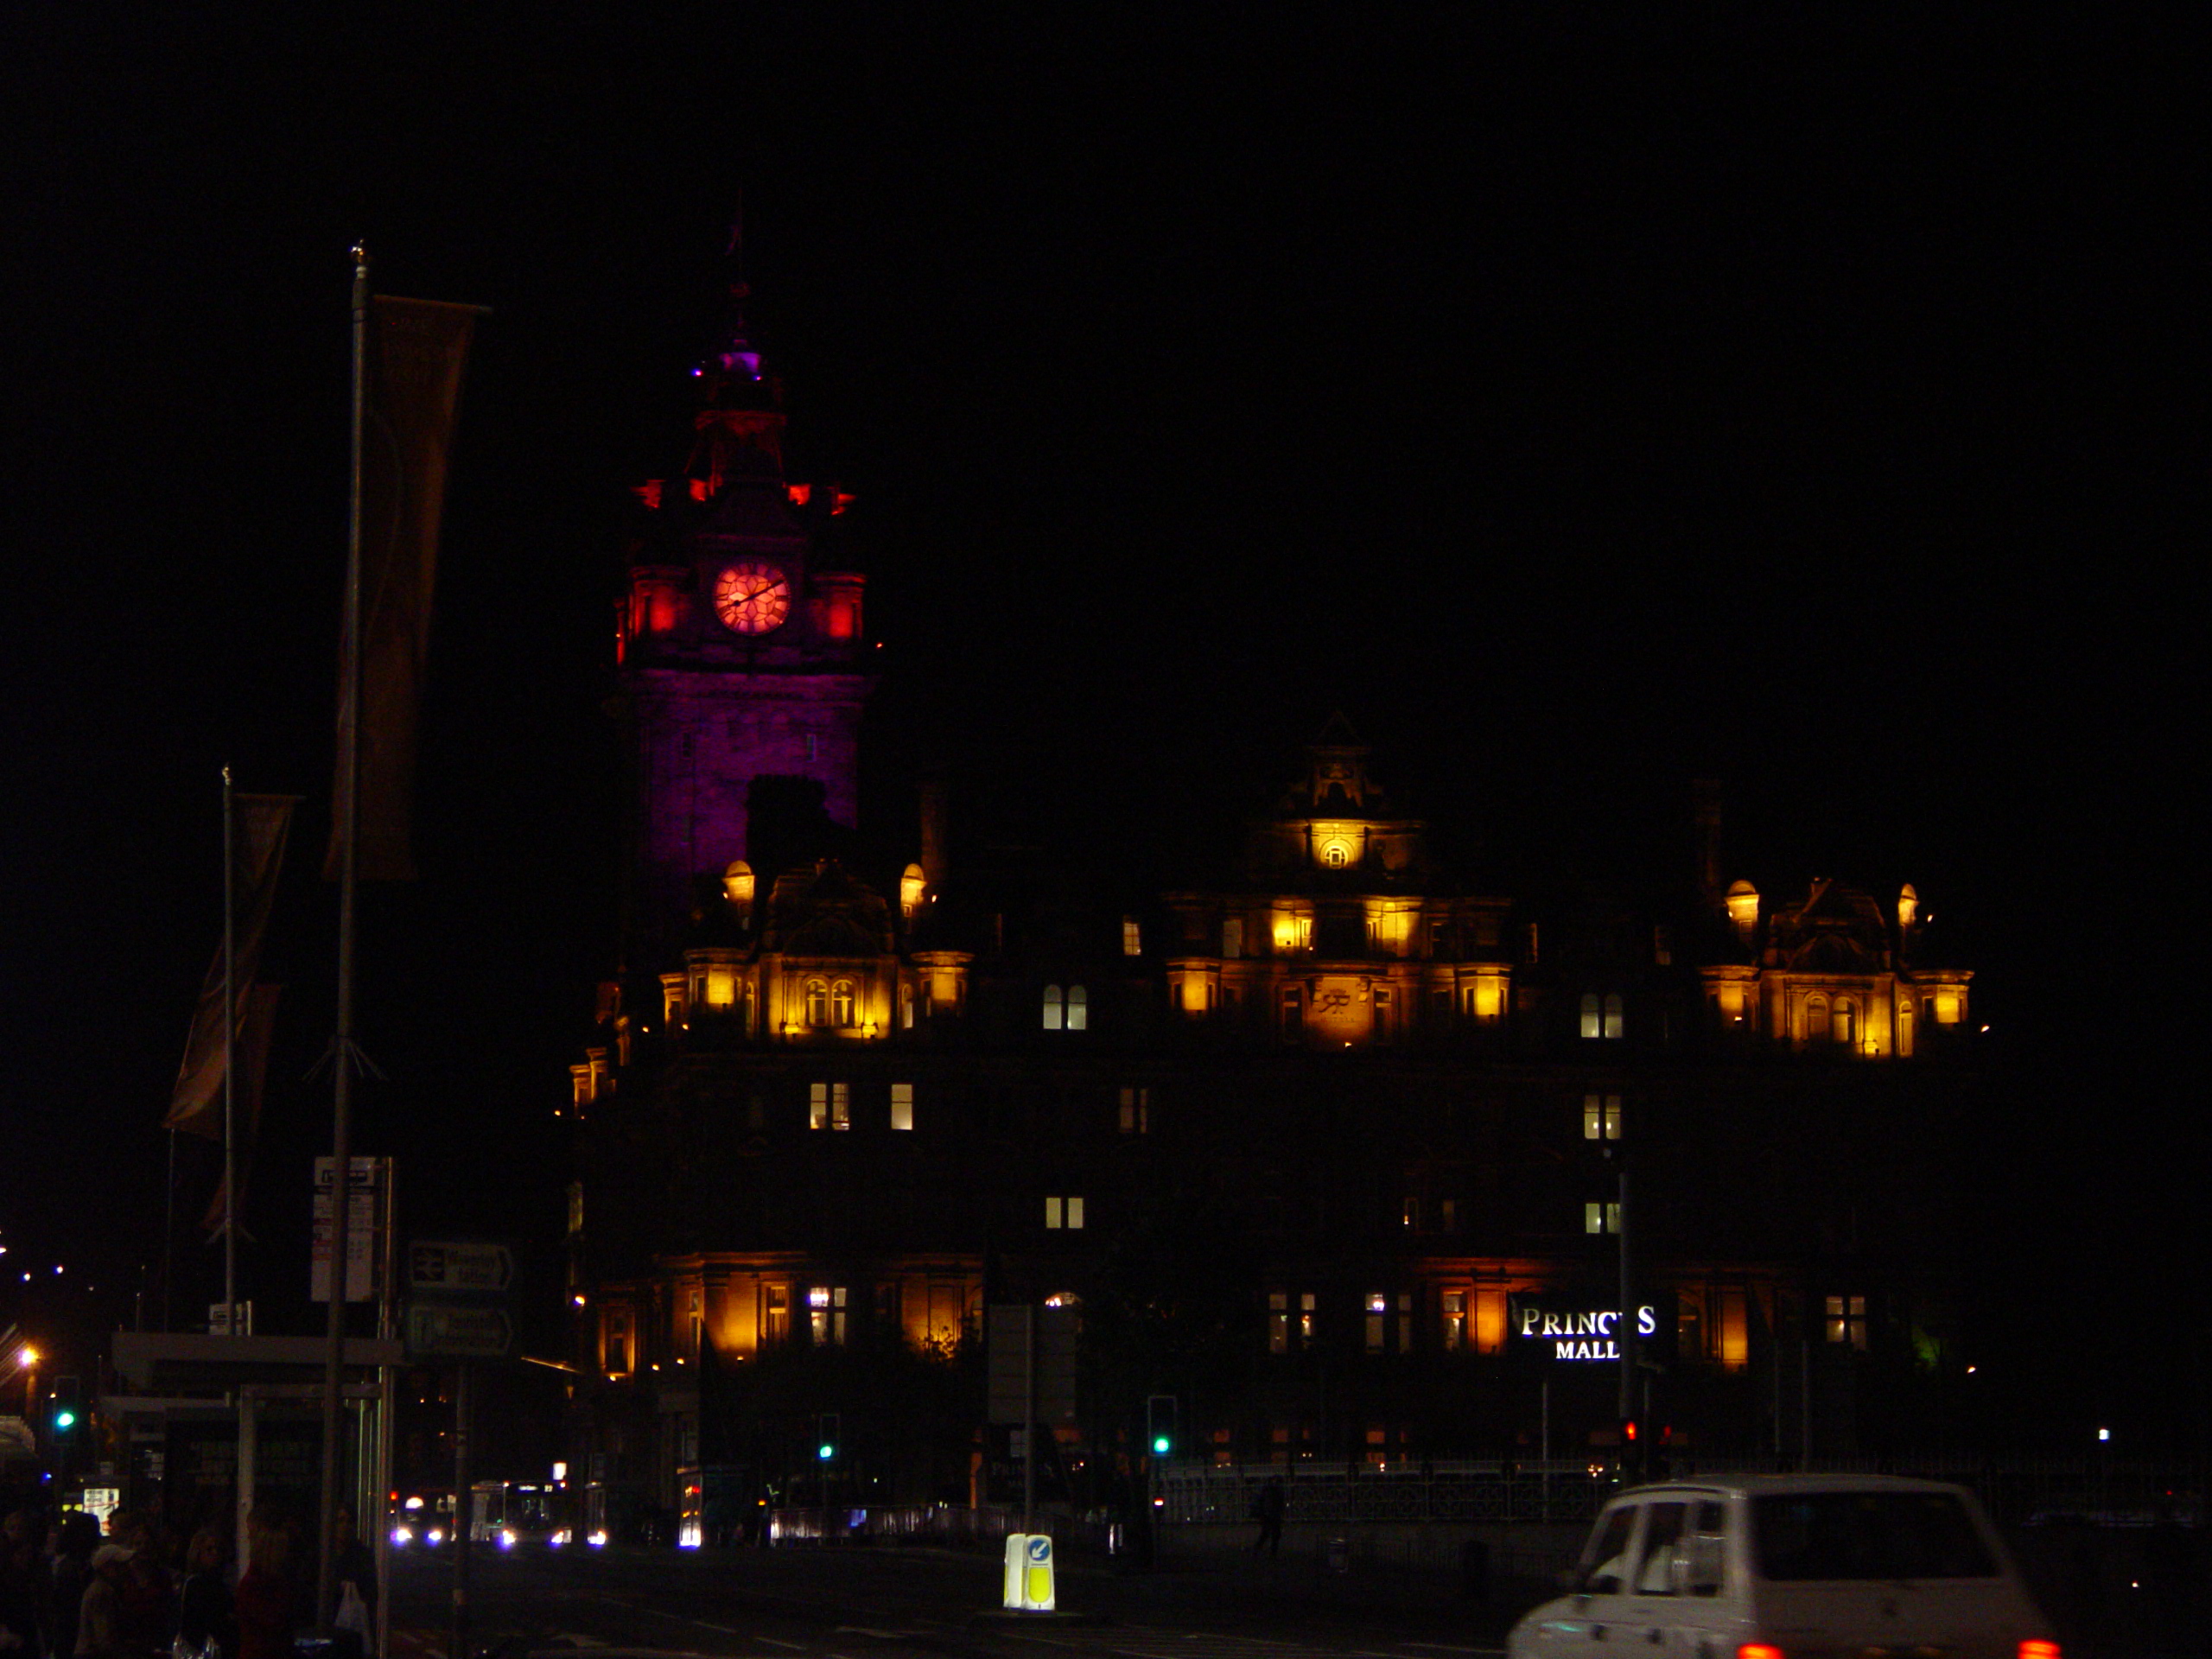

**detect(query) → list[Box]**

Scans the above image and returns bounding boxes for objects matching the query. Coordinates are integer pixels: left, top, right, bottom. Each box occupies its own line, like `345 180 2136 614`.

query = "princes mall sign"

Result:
1510 1298 1669 1362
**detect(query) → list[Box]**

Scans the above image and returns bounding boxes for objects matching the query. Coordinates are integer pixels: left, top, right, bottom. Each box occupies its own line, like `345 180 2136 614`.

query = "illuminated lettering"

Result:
1519 1307 1542 1338
1638 1306 1657 1338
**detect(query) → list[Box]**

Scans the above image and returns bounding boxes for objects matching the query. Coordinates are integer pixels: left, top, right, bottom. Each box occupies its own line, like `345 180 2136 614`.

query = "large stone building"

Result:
561 298 1980 1523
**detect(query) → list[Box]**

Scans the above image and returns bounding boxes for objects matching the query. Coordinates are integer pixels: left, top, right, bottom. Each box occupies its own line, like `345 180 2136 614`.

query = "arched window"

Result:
1581 994 1624 1039
830 979 856 1027
805 980 830 1028
1042 985 1064 1031
1324 843 1349 868
1807 996 1830 1042
1834 999 1857 1046
1066 984 1089 1031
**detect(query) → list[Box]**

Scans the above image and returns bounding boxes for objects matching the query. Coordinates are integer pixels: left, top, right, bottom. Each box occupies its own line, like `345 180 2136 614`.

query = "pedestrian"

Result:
72 1546 132 1659
175 1529 232 1659
327 1507 373 1659
47 1516 99 1659
1 1509 50 1659
1251 1478 1286 1558
228 1515 289 1659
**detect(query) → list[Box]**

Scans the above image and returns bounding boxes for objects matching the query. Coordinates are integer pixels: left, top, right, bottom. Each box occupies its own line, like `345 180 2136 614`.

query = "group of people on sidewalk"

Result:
0 1503 374 1659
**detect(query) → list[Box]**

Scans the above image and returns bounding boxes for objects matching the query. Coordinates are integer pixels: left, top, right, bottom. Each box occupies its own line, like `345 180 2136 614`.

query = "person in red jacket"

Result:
230 1513 293 1659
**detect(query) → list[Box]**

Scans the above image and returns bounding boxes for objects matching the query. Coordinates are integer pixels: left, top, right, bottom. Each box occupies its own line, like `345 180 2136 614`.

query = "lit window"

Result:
1586 1202 1621 1235
1583 1094 1623 1141
899 981 914 1028
1119 1085 1149 1135
809 1082 849 1131
891 1083 914 1132
1834 1000 1857 1045
1580 995 1600 1039
1042 985 1063 1030
1122 917 1142 957
1825 1294 1867 1350
805 980 830 1027
1366 1294 1389 1352
810 1286 848 1346
762 1286 788 1345
830 979 856 1027
1268 1292 1289 1354
1323 842 1350 868
1605 994 1624 1039
1299 1292 1315 1344
1065 984 1088 1031
1442 1291 1466 1351
1402 1197 1421 1230
1808 997 1829 1042
1045 1195 1086 1230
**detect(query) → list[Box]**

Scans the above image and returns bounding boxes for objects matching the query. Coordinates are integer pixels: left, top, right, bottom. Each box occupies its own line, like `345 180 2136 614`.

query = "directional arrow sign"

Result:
407 1240 514 1296
404 1301 515 1362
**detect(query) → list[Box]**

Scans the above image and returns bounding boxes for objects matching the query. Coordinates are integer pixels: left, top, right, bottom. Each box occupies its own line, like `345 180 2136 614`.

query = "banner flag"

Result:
166 795 299 1136
327 295 480 881
197 982 281 1237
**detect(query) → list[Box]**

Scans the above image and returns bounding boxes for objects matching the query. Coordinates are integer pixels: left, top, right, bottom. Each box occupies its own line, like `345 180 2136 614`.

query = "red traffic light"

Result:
1622 1419 1637 1442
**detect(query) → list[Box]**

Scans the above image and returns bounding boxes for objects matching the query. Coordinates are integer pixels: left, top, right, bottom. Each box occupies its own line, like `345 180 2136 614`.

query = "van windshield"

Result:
1752 1491 1998 1581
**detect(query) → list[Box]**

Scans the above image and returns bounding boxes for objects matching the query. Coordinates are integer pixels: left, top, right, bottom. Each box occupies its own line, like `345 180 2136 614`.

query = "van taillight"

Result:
2019 1643 2062 1659
1738 1646 1784 1659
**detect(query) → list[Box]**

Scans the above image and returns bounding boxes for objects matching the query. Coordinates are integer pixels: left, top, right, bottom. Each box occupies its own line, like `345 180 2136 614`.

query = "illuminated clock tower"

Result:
613 290 873 966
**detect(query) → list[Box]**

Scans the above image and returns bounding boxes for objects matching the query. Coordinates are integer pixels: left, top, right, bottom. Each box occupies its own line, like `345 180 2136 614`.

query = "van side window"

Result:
1688 1501 1727 1596
1634 1503 1688 1595
1580 1505 1639 1596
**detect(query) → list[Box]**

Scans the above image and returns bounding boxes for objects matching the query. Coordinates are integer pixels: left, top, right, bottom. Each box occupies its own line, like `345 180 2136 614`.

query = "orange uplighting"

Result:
2020 1643 2062 1659
1738 1646 1784 1659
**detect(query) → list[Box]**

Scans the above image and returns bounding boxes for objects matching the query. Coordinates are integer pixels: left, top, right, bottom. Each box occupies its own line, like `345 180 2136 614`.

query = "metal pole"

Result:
1022 1303 1036 1536
451 1363 473 1659
374 1160 397 1659
223 764 237 1333
318 242 370 1638
1540 1374 1549 1521
1617 1166 1635 1421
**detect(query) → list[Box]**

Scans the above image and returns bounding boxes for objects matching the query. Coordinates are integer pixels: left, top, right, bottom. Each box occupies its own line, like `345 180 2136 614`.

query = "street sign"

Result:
311 1157 388 1303
404 1302 515 1362
407 1241 515 1295
987 1304 1077 1425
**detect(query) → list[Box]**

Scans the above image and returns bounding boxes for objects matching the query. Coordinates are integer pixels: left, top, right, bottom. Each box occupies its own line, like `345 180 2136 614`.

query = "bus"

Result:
468 1480 582 1548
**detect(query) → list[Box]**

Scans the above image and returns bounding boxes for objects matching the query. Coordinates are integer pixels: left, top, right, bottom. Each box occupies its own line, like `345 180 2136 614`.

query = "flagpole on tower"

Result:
223 763 238 1337
316 242 371 1641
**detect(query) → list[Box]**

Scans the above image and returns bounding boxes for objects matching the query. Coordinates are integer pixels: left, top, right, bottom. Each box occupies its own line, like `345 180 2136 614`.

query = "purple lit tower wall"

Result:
614 398 873 969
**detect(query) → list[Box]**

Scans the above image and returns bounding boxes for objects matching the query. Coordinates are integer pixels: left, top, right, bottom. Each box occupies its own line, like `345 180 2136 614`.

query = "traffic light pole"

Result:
1021 1304 1036 1536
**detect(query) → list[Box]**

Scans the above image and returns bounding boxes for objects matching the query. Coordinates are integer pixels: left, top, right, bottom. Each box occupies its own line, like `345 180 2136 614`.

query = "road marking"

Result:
832 1630 910 1641
689 1620 739 1635
753 1640 804 1652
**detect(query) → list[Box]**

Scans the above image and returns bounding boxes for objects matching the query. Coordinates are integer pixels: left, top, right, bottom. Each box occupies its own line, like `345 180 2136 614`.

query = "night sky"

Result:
3 12 2196 1444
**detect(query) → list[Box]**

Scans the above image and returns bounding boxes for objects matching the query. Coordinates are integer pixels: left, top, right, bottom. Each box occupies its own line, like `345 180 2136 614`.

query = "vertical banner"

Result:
328 296 479 882
166 797 299 1135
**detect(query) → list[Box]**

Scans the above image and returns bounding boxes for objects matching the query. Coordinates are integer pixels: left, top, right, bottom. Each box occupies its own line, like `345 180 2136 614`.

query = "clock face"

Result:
713 561 791 635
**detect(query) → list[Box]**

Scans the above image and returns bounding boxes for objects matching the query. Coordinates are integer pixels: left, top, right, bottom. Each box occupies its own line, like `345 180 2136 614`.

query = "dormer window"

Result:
830 979 857 1028
1321 840 1351 868
805 980 830 1028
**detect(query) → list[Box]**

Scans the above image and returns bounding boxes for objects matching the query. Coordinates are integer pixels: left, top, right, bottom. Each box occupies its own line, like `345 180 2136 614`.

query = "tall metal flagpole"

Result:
317 244 370 1639
223 764 238 1335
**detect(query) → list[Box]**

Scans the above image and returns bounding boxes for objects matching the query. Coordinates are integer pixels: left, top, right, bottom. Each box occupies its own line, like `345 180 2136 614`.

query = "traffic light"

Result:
1146 1394 1176 1459
1618 1418 1643 1483
53 1376 82 1435
816 1412 839 1462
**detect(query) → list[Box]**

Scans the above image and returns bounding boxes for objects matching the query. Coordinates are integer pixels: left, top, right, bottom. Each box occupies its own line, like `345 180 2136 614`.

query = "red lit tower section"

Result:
616 393 874 967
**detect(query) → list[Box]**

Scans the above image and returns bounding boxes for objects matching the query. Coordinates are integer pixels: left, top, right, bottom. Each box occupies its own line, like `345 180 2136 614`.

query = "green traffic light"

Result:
1151 1433 1170 1455
54 1409 77 1430
817 1443 833 1461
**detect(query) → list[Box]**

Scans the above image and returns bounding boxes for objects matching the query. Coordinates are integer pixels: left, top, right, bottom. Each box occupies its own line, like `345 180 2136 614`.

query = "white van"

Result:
1508 1475 2059 1659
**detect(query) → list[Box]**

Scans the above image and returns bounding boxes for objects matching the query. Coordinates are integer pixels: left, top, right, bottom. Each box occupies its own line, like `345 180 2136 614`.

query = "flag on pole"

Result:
327 295 480 881
196 982 281 1238
166 796 299 1136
